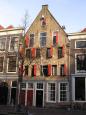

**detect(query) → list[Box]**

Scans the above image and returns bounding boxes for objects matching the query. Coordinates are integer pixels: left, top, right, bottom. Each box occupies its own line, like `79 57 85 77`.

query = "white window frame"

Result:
0 56 4 73
46 82 56 103
9 36 19 52
75 40 86 49
7 57 17 73
0 37 6 52
58 82 69 102
75 53 86 73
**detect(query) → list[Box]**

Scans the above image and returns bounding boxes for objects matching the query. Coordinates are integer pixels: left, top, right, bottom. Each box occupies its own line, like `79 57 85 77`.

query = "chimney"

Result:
42 5 48 10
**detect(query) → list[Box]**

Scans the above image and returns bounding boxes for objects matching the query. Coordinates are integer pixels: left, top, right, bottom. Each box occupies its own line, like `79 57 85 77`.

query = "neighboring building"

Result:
68 29 86 105
21 5 70 107
0 25 23 105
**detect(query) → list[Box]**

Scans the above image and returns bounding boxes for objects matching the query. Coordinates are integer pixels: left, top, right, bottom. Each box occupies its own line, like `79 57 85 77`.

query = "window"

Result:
46 48 51 58
40 32 46 47
9 37 18 51
76 54 86 72
52 65 57 76
36 48 40 58
60 64 65 76
40 65 48 76
29 34 34 47
60 82 68 101
47 83 56 102
76 40 86 49
7 56 16 72
26 49 31 58
0 38 6 51
0 57 4 72
58 47 63 58
25 65 28 75
28 83 33 89
53 32 58 46
37 83 43 89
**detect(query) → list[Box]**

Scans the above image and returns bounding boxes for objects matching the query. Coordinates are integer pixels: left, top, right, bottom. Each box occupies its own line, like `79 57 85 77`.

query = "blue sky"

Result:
0 0 86 33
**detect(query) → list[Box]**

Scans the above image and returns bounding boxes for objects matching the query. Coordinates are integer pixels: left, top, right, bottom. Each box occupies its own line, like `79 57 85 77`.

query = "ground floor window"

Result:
59 82 69 102
47 83 56 102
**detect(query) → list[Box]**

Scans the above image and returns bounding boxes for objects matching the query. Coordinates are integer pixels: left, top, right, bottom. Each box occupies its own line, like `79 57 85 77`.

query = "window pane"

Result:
77 54 86 71
10 37 18 51
36 48 40 58
40 32 46 47
52 65 57 76
76 41 86 48
0 57 4 72
8 57 16 72
0 38 6 50
60 83 68 101
29 34 34 47
58 47 63 58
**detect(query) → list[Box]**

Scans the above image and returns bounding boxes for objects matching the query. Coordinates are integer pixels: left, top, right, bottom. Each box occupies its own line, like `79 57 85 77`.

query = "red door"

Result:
20 90 25 105
27 90 33 106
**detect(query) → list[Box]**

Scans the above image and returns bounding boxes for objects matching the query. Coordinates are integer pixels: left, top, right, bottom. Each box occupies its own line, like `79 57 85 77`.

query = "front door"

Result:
36 90 43 107
75 77 85 101
27 90 33 106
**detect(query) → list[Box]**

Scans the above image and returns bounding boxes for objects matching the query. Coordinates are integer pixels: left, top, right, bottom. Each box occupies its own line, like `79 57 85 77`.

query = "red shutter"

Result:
48 64 51 76
34 65 36 77
64 64 67 75
31 48 36 58
62 45 64 57
50 47 53 57
25 34 29 47
56 32 58 44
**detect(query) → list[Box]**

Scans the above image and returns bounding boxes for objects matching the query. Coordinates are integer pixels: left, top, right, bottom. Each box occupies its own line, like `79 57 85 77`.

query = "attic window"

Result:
40 15 46 26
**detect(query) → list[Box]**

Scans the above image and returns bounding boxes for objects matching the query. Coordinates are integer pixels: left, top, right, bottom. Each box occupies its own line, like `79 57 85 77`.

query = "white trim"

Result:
8 36 19 52
58 82 69 102
75 53 86 73
0 37 7 52
0 56 4 73
72 76 86 102
75 40 86 49
7 57 17 73
46 82 56 103
35 82 44 107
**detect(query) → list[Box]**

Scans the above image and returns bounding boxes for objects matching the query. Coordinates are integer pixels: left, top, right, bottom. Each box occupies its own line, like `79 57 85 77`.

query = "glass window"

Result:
9 37 18 51
60 64 65 76
0 38 6 51
36 48 40 58
26 49 31 58
60 83 68 101
7 56 16 72
76 54 86 71
48 83 56 102
58 47 63 58
28 83 33 89
52 65 57 76
46 48 51 58
29 34 34 47
76 41 86 48
0 57 4 72
37 83 43 89
40 32 46 47
40 65 48 76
